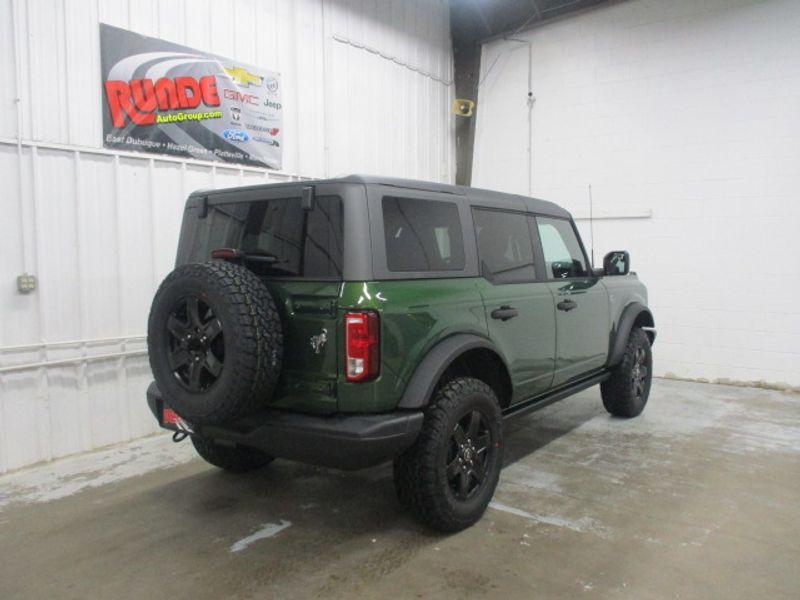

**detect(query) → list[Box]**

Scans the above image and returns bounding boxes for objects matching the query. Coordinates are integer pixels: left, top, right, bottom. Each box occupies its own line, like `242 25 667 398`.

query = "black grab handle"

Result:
491 306 518 321
557 299 577 312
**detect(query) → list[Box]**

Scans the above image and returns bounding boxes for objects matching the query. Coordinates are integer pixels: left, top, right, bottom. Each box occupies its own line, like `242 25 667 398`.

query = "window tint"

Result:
190 195 343 278
473 208 537 283
536 217 588 279
382 196 465 272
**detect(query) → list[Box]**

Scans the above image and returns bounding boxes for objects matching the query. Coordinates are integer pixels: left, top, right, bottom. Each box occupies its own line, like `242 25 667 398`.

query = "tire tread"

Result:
191 436 274 472
394 377 502 532
147 260 283 424
601 327 651 418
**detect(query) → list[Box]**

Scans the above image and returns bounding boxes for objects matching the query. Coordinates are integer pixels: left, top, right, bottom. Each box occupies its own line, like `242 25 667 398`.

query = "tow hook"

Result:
171 418 193 443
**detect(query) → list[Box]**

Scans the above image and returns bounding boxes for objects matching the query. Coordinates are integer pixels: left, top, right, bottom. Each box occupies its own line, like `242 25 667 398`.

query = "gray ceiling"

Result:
450 0 611 45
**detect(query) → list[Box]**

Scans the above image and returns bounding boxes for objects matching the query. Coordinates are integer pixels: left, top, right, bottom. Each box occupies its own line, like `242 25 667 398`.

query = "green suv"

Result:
146 175 655 531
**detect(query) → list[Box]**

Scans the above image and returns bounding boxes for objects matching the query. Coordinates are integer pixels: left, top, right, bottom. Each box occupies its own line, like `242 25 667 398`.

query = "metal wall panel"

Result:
0 0 454 473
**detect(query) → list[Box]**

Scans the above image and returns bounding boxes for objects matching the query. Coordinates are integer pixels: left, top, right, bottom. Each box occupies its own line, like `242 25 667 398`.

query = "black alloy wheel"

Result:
447 410 492 501
631 345 648 401
393 377 503 532
167 295 225 392
600 327 652 418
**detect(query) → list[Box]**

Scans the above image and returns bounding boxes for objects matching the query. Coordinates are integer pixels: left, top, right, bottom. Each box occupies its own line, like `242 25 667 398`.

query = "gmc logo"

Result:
223 89 259 105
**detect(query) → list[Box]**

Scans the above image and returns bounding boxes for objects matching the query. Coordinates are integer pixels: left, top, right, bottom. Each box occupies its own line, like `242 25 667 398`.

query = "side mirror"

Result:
603 251 630 276
551 261 572 279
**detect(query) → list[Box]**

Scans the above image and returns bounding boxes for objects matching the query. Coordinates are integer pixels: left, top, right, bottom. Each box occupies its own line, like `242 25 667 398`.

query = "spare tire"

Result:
147 260 283 425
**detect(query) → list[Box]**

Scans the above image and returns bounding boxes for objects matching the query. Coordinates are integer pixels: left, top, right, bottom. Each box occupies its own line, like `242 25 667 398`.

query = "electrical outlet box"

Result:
17 273 37 293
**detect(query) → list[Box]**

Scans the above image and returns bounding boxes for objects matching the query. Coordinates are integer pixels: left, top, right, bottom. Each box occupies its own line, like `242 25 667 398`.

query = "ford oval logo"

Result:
222 129 250 142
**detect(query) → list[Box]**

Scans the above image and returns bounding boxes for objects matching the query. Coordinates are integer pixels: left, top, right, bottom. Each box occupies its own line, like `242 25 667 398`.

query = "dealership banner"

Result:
100 23 282 169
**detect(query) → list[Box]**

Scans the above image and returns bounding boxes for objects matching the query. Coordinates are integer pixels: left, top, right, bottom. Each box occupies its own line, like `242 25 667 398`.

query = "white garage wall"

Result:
0 0 454 473
474 0 800 389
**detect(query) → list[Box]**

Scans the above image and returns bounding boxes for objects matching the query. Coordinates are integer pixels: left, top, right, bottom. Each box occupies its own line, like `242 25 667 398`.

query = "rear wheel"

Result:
191 436 274 473
393 377 503 532
601 327 652 418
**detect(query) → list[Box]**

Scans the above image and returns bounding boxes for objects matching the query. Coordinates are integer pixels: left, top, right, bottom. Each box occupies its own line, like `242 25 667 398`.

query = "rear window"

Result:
473 208 537 283
190 195 343 278
382 196 465 272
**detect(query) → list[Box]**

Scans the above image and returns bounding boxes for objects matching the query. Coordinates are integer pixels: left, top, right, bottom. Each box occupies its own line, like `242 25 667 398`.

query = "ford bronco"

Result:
146 175 655 531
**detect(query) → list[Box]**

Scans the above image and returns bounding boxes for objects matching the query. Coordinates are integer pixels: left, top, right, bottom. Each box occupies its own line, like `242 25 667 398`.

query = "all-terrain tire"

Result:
393 377 503 532
601 327 652 418
191 436 274 472
148 260 283 425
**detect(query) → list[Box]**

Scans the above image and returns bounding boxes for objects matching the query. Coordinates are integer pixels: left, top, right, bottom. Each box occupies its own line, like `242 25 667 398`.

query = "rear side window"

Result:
191 195 343 278
536 217 588 278
382 196 465 272
473 208 537 283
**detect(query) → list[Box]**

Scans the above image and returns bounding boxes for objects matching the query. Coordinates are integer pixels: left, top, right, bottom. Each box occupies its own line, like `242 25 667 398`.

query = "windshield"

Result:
189 195 344 278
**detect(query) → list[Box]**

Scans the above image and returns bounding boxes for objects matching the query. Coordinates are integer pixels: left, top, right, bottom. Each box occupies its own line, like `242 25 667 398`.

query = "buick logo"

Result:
265 76 279 94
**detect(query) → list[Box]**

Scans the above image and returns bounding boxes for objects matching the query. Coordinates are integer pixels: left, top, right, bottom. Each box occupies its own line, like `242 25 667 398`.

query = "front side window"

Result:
537 217 588 279
382 196 465 272
191 195 343 278
473 208 537 283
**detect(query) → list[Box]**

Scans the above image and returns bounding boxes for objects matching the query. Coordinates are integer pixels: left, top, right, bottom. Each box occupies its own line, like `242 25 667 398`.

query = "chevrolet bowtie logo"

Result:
223 66 263 87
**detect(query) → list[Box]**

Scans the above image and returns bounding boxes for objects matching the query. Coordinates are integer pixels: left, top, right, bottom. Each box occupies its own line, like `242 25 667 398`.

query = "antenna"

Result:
588 184 595 267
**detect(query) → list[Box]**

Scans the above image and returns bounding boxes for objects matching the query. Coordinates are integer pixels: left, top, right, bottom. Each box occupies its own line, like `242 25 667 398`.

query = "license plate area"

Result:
160 404 194 434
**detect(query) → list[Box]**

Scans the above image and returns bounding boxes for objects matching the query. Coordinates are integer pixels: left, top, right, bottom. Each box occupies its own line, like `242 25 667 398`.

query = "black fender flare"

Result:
397 334 510 410
608 302 656 367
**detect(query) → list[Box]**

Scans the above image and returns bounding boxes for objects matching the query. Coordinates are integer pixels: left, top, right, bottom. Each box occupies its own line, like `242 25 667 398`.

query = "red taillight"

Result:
345 311 380 382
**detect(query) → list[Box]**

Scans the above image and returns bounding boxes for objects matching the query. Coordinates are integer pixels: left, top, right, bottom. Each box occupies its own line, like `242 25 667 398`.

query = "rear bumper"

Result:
146 382 423 470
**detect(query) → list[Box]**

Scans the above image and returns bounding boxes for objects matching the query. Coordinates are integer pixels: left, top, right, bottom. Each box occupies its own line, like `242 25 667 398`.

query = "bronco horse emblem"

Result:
310 328 328 354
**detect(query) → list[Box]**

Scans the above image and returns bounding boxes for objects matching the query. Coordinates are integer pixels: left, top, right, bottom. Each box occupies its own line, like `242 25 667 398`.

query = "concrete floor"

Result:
1 379 798 599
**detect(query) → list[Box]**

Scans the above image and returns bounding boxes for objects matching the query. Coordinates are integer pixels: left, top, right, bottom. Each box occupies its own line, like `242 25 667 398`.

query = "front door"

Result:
473 208 556 402
535 216 610 387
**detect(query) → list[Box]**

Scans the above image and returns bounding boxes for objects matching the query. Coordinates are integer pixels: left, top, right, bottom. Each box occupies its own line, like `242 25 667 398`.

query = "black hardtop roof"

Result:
191 174 570 218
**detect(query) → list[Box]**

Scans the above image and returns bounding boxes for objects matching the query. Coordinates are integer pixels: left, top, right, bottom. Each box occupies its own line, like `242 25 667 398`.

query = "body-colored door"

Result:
476 279 556 401
535 217 610 386
473 208 556 402
547 278 609 385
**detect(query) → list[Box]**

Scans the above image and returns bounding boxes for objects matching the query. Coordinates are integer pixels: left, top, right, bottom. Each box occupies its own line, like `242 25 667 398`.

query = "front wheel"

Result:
601 327 653 418
191 436 274 473
393 377 503 532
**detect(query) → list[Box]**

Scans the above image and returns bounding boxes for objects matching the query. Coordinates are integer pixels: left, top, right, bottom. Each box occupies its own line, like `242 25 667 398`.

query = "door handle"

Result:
557 299 577 312
491 305 518 321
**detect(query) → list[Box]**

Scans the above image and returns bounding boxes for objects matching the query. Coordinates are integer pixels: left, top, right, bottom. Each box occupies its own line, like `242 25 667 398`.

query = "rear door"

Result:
473 207 556 402
535 216 609 386
183 183 346 413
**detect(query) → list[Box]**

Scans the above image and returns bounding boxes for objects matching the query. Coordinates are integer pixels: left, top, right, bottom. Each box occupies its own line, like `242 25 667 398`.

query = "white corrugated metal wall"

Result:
0 0 455 473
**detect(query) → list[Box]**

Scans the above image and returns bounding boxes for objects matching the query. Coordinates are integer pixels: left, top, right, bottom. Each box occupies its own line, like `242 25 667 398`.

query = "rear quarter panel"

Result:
337 279 488 413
